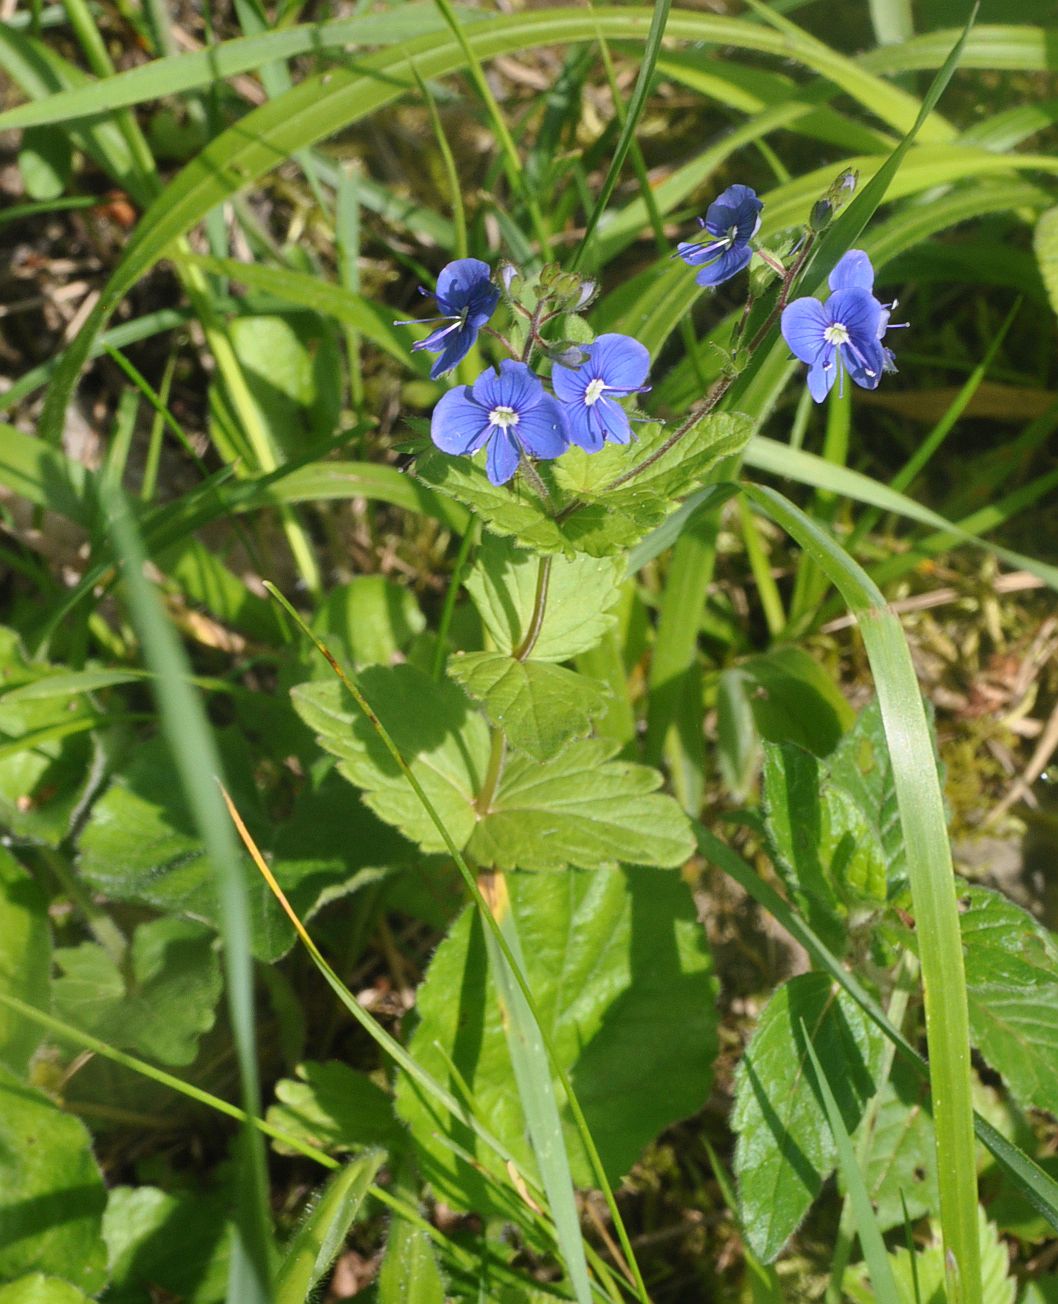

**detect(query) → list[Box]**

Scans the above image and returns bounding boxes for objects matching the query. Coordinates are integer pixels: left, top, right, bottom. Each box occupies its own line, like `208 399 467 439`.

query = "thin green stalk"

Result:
737 495 785 639
411 61 468 260
432 519 479 681
263 583 649 1303
742 483 981 1302
431 0 551 257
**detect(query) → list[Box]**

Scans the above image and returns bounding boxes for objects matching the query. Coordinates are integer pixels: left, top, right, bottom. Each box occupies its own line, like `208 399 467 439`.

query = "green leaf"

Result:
0 848 50 1074
53 918 222 1066
1033 206 1058 319
0 629 100 847
470 738 694 872
309 575 425 671
0 1063 107 1292
732 972 885 1263
395 867 717 1213
738 645 855 756
18 126 71 201
448 653 607 760
102 1185 233 1303
761 742 887 954
853 1058 938 1233
76 735 402 962
291 667 490 855
961 885 1058 1117
274 1155 384 1304
0 1278 93 1304
464 535 624 663
843 1205 1015 1304
265 1061 399 1156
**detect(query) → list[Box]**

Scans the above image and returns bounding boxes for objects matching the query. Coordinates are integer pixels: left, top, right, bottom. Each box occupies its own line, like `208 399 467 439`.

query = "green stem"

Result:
476 729 507 815
512 555 552 661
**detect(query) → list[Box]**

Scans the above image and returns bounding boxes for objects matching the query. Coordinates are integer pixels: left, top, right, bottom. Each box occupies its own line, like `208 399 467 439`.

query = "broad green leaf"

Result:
961 886 1058 1117
53 919 222 1066
76 735 405 961
291 667 490 855
1033 206 1058 319
274 1154 384 1304
827 700 908 893
464 535 624 663
0 848 50 1074
852 1058 938 1233
266 1061 399 1156
0 1064 107 1292
553 413 751 508
762 742 887 954
0 629 100 847
738 645 855 756
377 1216 446 1304
470 738 694 872
843 1205 1015 1304
18 126 71 201
309 575 425 672
448 653 607 760
0 1279 92 1303
395 867 717 1212
732 972 885 1263
103 1185 232 1303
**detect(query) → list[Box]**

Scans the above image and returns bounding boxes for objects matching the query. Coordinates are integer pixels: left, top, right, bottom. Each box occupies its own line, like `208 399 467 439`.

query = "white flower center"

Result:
489 404 520 430
584 378 606 405
824 322 850 346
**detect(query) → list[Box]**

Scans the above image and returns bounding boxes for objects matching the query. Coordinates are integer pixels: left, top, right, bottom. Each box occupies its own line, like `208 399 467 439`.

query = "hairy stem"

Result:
512 554 552 661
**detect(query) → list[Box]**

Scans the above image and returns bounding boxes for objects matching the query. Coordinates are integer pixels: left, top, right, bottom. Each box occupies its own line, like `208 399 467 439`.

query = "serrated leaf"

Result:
464 534 624 663
470 738 694 872
843 1205 1015 1304
377 1216 446 1304
732 972 885 1263
0 1063 107 1292
738 645 855 756
961 885 1058 1117
52 918 222 1066
266 1061 399 1156
77 736 409 962
291 667 490 855
1033 206 1058 319
394 867 717 1213
448 653 607 760
762 742 887 955
0 848 50 1074
852 1058 938 1233
827 700 908 893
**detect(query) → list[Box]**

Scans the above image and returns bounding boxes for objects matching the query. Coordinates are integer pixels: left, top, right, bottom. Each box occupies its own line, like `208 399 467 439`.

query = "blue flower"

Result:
676 184 763 287
431 359 569 486
781 283 887 403
396 258 499 379
551 333 651 453
827 249 902 374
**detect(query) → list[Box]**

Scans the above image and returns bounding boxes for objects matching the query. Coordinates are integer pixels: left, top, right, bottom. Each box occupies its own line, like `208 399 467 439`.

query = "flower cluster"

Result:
397 260 650 485
781 251 900 402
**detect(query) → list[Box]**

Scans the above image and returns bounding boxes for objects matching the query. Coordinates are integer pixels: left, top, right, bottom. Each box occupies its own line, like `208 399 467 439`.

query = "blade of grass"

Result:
800 1029 902 1304
742 481 981 1302
569 0 670 271
105 483 273 1302
261 584 649 1303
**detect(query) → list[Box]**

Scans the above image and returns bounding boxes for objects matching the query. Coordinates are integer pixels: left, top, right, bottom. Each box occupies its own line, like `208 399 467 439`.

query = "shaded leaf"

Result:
266 1061 399 1156
0 848 50 1074
103 1185 232 1304
395 867 717 1212
0 1064 107 1292
448 652 607 760
732 973 885 1263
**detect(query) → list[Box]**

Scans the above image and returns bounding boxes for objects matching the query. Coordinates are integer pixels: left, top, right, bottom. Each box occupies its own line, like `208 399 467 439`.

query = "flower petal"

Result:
845 337 887 391
828 250 875 293
516 396 570 460
486 429 521 485
827 287 884 346
566 403 605 453
595 399 632 445
435 257 492 312
550 361 586 404
806 362 835 403
678 236 729 268
589 334 650 390
431 387 490 454
781 297 829 364
694 244 752 287
430 327 475 379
